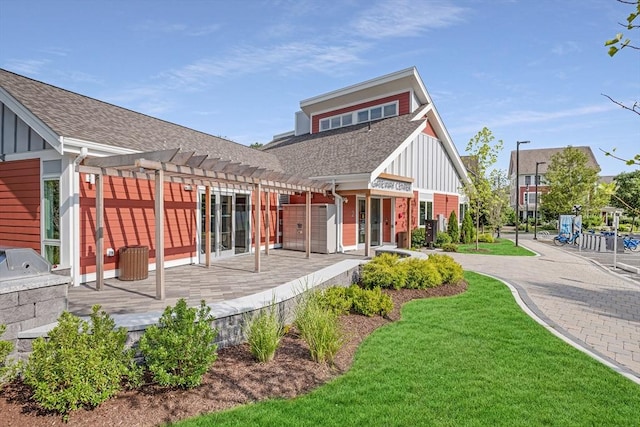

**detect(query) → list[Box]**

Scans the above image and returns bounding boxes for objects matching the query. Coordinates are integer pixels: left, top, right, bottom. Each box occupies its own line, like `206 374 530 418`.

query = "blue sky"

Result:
1 0 638 176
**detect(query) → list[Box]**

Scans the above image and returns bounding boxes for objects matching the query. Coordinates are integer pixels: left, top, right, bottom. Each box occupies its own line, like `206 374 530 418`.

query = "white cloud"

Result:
3 58 49 76
351 0 466 39
551 41 581 56
161 41 368 87
133 20 220 37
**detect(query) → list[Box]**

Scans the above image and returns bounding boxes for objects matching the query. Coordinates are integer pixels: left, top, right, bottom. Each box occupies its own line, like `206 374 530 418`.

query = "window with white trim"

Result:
318 101 398 132
42 160 61 266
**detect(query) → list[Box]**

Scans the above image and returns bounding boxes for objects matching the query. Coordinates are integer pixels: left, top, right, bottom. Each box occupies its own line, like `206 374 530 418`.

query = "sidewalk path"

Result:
445 238 640 382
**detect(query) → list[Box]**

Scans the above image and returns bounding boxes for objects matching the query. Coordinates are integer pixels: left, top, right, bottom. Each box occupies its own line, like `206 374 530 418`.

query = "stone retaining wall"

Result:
0 277 69 353
14 262 364 359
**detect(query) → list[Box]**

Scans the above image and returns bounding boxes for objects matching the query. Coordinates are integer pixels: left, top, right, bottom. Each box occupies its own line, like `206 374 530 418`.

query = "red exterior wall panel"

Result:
422 120 437 137
80 177 196 275
433 193 459 220
311 92 411 134
0 159 40 251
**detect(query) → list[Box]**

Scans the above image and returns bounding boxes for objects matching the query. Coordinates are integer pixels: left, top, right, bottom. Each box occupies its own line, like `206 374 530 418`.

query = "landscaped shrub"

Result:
447 211 460 243
401 258 443 289
427 254 464 285
361 253 407 289
411 227 426 248
477 233 495 243
347 285 394 317
23 306 140 420
0 324 16 384
294 292 343 364
139 299 218 388
318 286 352 315
244 302 284 363
461 209 474 244
435 232 452 247
441 243 459 252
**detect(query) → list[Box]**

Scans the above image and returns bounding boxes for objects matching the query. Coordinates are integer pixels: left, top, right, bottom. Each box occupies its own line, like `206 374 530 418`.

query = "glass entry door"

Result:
199 191 250 262
357 198 382 246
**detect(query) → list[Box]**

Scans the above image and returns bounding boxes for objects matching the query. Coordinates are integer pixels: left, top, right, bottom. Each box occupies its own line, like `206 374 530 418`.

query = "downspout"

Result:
331 180 344 253
70 147 89 286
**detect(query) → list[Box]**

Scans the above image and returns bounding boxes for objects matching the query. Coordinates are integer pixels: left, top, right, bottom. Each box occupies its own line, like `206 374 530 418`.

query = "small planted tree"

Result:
461 208 474 244
447 211 459 243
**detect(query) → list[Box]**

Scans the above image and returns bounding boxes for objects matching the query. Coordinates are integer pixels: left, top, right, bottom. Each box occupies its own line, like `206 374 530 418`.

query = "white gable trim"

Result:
61 136 139 157
369 121 427 181
0 87 62 154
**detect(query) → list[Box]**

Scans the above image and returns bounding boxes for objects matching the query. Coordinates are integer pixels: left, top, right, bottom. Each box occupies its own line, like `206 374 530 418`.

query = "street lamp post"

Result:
515 140 530 247
525 185 530 232
534 161 546 240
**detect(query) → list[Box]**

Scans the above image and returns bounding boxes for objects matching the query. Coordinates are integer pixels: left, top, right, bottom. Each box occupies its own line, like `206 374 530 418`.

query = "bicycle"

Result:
622 235 640 252
553 230 581 246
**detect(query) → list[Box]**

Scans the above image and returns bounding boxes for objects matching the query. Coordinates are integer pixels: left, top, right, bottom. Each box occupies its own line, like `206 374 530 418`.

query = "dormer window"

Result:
319 101 398 132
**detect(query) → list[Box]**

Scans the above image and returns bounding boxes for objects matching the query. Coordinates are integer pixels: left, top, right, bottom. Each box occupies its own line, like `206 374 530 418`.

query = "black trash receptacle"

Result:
118 246 149 281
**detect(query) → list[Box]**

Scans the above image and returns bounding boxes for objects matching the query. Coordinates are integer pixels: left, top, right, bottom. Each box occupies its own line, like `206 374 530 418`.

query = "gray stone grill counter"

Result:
0 247 70 353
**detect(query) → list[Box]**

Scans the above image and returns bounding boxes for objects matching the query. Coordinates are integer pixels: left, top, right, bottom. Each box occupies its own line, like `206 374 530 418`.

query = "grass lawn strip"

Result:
458 238 536 256
177 271 640 427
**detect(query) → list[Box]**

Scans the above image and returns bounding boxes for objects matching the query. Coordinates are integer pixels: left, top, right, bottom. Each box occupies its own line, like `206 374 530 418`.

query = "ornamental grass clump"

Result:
23 306 140 420
139 299 218 388
294 291 343 364
244 302 284 363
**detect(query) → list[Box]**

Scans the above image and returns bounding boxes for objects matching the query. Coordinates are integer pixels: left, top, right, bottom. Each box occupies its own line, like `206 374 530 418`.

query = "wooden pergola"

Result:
77 148 331 300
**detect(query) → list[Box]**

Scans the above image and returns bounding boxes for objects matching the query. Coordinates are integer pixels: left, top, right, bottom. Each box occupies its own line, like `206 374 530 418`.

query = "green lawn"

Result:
176 272 639 427
457 238 535 256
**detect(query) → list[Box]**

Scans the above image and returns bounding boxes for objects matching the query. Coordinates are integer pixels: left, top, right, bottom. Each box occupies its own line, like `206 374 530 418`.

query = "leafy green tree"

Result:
249 142 264 149
540 147 601 219
604 0 639 57
487 168 510 237
463 127 503 249
612 170 640 231
447 210 459 243
461 208 474 244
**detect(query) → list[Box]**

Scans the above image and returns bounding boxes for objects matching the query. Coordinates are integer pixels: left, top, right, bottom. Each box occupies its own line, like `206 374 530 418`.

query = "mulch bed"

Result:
0 283 467 427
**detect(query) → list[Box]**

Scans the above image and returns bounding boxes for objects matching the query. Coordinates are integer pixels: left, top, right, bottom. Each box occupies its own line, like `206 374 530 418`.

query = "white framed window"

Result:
319 101 399 132
42 160 62 266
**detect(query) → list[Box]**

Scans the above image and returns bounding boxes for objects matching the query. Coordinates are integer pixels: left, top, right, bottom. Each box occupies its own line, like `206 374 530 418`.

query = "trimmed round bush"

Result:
402 258 443 289
361 254 407 289
139 299 218 388
477 233 495 243
435 232 452 247
427 254 464 285
442 243 459 252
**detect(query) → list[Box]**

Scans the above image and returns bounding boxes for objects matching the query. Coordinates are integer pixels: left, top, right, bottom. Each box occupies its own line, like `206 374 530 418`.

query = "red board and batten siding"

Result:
0 159 41 251
79 177 196 275
433 193 459 220
311 92 411 134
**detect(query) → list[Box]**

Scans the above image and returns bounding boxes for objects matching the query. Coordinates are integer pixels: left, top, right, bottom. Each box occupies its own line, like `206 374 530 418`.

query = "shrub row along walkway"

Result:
442 237 640 382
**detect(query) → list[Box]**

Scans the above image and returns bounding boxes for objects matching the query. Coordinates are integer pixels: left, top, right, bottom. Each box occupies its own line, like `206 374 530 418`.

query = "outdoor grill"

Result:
0 246 52 283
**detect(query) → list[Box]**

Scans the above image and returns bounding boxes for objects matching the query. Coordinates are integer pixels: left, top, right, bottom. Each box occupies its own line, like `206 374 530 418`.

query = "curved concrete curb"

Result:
476 271 640 385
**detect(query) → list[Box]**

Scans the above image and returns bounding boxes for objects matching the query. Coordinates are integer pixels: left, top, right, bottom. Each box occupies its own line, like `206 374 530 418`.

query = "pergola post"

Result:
205 186 211 267
305 190 311 259
155 169 165 300
406 196 412 248
95 173 104 290
365 194 371 257
265 189 270 256
254 182 262 272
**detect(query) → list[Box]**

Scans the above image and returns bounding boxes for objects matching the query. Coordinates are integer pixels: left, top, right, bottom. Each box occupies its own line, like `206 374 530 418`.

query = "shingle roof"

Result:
508 146 600 175
0 69 282 171
262 114 424 178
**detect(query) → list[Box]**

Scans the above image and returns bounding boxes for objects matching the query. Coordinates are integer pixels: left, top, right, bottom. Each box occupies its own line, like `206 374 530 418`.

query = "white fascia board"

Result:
411 104 432 121
369 121 427 181
300 67 427 108
0 87 62 154
308 173 371 183
423 106 471 186
61 137 140 157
